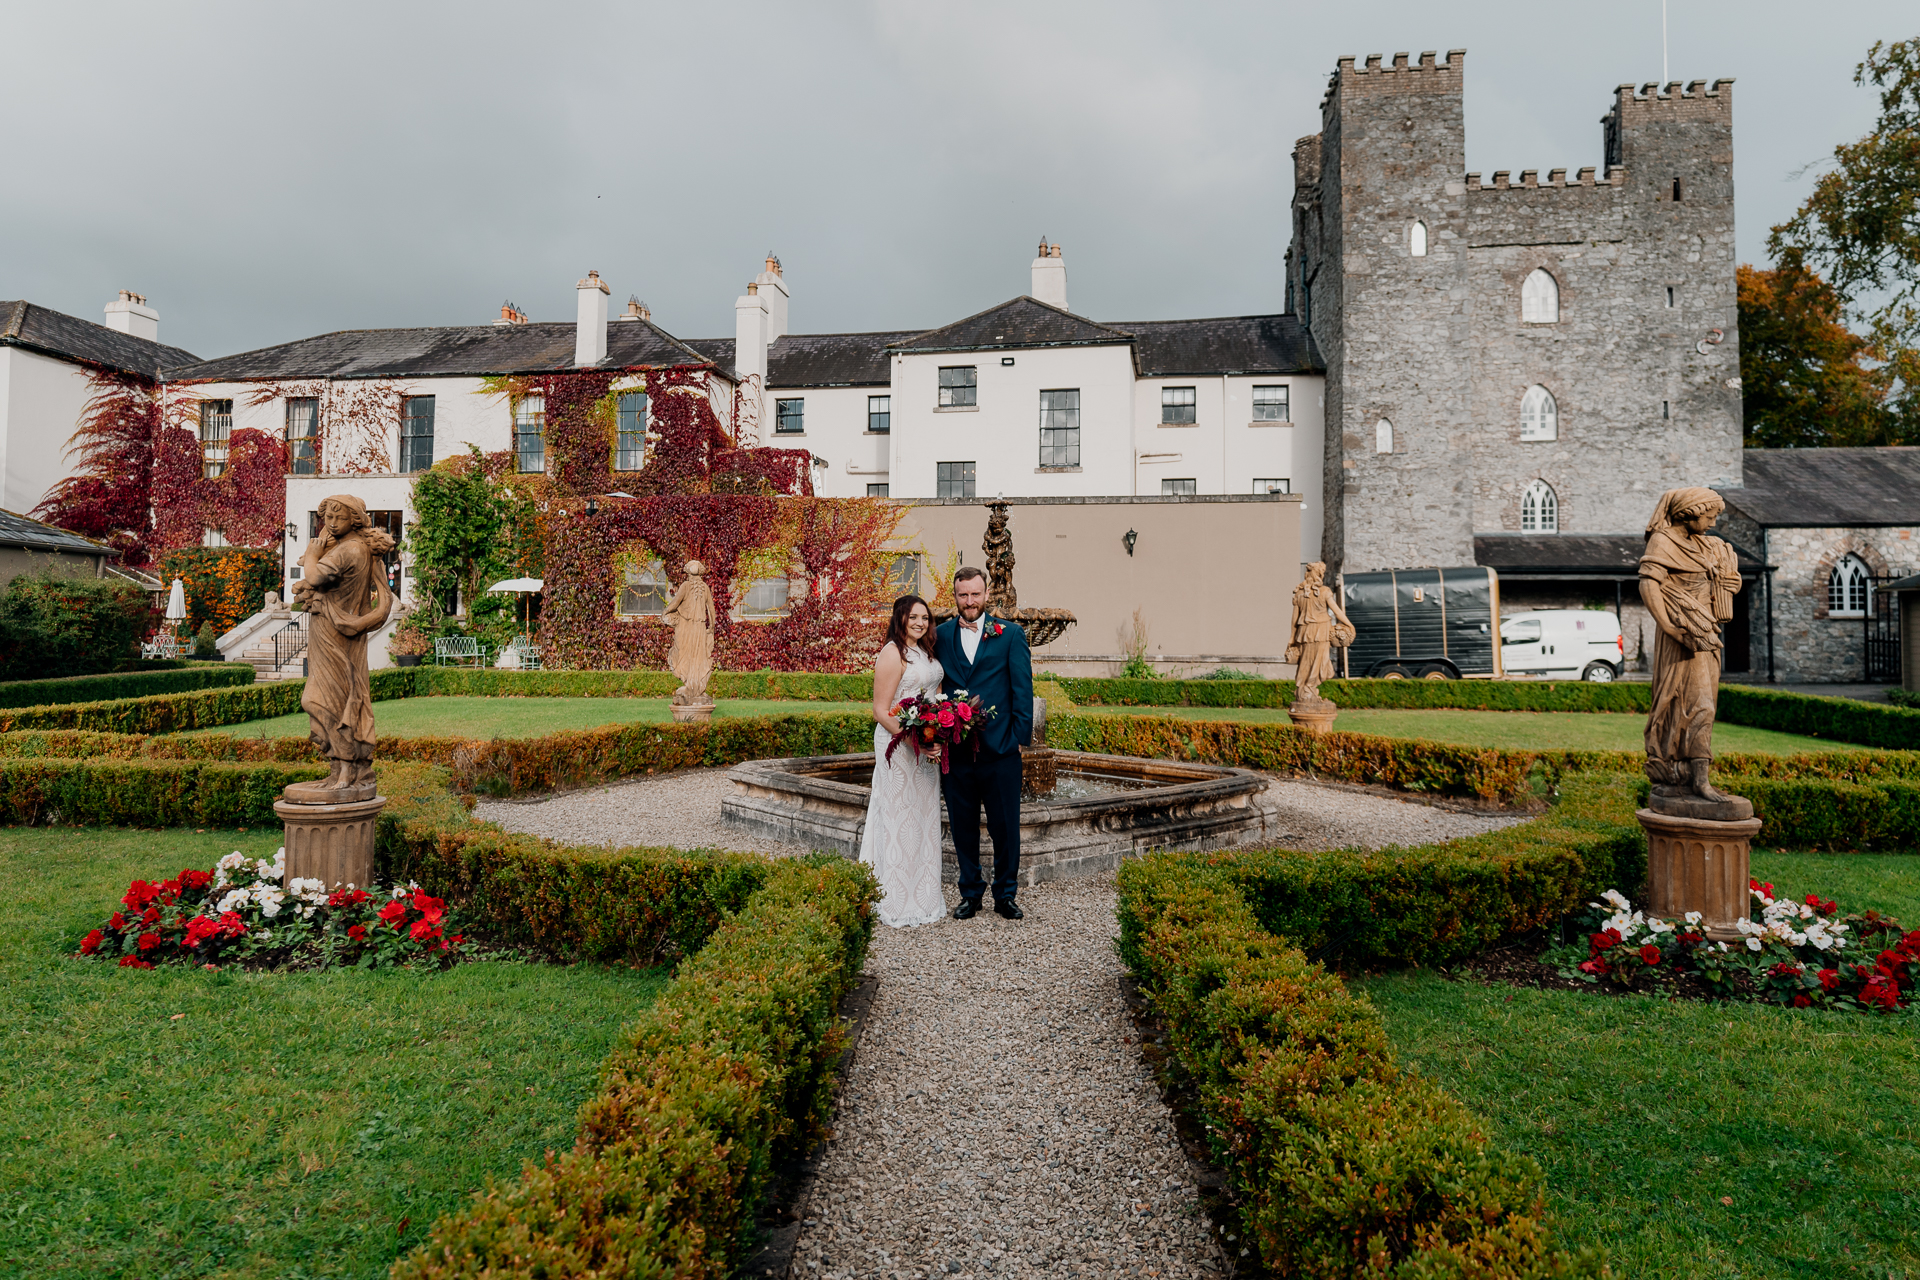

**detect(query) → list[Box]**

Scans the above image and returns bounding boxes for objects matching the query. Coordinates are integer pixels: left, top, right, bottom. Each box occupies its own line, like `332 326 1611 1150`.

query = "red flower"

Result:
217 911 246 938
955 702 973 722
411 893 446 925
1590 928 1622 952
409 919 442 943
1792 994 1812 1008
108 912 127 931
347 924 368 942
448 934 465 947
1678 931 1704 946
181 869 211 891
141 906 161 926
137 931 162 952
1639 944 1662 966
377 899 409 929
937 705 957 728
122 880 159 909
80 929 105 955
182 916 222 949
1578 958 1610 975
117 956 153 969
1818 968 1840 991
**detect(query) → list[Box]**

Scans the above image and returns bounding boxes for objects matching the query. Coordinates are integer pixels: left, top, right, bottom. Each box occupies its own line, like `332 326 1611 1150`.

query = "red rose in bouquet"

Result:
885 690 999 775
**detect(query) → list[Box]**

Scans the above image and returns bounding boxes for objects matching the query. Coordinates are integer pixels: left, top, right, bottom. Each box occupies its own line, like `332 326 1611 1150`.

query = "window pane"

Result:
775 398 805 434
285 397 318 476
1252 385 1289 422
938 366 977 407
400 395 435 473
868 395 890 433
741 577 795 617
936 461 976 498
867 483 890 497
1039 390 1080 467
1161 386 1197 424
200 399 233 479
618 560 668 616
514 394 545 473
616 391 648 470
1520 386 1558 441
1161 478 1196 496
1501 619 1541 644
1522 269 1560 323
1252 478 1289 494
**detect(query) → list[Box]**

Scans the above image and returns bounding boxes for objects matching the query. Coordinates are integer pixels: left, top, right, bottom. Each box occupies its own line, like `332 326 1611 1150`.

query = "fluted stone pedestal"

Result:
276 794 386 891
1638 806 1762 942
671 691 715 722
1287 697 1337 736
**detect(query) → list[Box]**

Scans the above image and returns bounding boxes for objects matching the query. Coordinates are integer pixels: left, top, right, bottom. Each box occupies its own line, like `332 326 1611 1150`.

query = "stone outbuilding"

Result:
1718 448 1920 684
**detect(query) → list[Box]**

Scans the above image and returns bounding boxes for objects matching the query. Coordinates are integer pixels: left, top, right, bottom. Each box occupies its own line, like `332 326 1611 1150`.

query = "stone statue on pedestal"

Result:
664 559 717 721
983 500 1017 615
1635 487 1761 939
1286 562 1353 734
275 493 395 890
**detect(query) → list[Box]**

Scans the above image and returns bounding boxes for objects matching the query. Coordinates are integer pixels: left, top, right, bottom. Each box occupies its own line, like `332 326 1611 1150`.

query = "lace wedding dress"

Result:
858 646 948 928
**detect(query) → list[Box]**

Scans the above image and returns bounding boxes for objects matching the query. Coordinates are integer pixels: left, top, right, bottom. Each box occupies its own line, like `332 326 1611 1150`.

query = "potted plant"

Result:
388 615 432 667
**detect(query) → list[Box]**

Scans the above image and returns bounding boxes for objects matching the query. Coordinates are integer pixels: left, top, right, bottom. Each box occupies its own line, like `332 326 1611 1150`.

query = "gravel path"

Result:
474 768 1524 855
801 876 1222 1280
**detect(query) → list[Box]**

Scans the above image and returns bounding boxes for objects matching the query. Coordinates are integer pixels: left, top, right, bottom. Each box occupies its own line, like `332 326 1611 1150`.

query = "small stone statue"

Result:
663 559 717 720
287 495 395 801
982 500 1017 614
1287 562 1354 703
1639 487 1748 818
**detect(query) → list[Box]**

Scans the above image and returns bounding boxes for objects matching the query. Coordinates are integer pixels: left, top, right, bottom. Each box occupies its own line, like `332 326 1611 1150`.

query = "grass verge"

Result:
1 825 667 1280
184 696 871 741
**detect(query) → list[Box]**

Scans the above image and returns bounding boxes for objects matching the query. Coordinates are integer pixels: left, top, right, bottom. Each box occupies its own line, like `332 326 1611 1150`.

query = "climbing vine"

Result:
31 370 159 565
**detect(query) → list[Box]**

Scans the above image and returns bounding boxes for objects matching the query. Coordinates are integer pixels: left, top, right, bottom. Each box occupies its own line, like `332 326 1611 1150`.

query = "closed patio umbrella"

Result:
165 578 187 622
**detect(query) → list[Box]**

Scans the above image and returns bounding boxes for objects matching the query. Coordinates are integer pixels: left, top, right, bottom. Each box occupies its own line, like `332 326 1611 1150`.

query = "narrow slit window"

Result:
1665 285 1676 308
1410 221 1428 256
1375 419 1393 454
1672 178 1683 201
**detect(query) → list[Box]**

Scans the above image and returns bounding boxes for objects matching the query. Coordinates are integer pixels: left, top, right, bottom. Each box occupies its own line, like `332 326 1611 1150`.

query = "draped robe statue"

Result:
1287 562 1353 703
663 559 716 707
1639 487 1742 805
289 495 395 800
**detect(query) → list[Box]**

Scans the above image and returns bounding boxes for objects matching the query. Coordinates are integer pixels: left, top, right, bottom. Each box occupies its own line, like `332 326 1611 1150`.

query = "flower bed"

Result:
1547 883 1917 1012
80 848 468 972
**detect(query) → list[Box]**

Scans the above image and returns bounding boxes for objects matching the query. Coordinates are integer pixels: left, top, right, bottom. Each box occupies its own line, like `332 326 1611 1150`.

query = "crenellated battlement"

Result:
1609 78 1735 120
1322 48 1465 105
1465 165 1626 192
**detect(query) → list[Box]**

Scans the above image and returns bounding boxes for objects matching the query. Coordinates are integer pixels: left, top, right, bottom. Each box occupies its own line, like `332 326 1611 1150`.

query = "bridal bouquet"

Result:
884 690 998 774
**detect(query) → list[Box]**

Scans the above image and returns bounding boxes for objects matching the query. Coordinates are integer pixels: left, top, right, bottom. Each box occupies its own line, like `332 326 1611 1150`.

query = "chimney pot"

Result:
103 289 159 341
1030 240 1068 309
575 272 610 365
619 296 651 322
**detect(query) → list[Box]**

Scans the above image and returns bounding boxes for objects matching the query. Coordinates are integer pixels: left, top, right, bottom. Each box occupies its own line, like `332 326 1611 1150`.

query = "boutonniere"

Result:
989 622 1004 638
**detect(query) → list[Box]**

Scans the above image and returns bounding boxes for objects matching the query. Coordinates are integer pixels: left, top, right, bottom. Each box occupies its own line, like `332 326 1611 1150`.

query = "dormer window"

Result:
1522 268 1560 323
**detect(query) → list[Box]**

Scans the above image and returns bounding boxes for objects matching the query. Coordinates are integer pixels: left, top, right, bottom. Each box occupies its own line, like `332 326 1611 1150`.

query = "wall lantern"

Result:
284 522 298 540
1123 528 1138 557
585 498 599 517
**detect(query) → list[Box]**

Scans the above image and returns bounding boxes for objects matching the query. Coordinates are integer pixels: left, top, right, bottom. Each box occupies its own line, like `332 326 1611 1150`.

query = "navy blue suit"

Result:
935 614 1033 904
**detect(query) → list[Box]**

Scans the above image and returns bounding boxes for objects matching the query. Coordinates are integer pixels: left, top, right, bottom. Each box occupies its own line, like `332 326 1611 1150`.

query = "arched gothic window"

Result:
1410 221 1428 257
1519 385 1558 441
1828 554 1871 617
1521 479 1558 532
1376 419 1394 454
1522 268 1560 323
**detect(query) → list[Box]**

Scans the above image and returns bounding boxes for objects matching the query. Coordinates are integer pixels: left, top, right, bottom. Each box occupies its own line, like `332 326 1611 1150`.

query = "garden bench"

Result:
509 634 542 670
434 636 489 667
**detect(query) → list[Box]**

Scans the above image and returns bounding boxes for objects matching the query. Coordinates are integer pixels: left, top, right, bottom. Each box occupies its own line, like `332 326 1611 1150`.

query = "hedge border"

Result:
0 663 255 710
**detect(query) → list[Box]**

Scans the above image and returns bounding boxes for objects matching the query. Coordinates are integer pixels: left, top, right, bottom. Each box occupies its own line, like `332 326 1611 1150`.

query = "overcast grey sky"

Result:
2 1 1911 360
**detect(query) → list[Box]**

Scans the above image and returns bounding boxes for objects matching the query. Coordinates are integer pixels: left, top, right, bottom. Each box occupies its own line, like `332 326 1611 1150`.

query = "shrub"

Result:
1117 853 1599 1278
0 756 324 826
0 573 152 680
156 546 281 635
1717 685 1920 750
1890 688 1919 709
0 663 253 709
0 666 422 736
393 855 876 1278
416 668 873 701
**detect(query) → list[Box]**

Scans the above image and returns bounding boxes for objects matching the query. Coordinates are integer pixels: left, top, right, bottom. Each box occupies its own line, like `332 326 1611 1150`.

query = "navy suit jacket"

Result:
935 615 1033 758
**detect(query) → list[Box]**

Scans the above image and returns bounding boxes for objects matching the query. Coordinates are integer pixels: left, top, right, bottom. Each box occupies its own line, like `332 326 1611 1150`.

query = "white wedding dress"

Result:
858 646 948 928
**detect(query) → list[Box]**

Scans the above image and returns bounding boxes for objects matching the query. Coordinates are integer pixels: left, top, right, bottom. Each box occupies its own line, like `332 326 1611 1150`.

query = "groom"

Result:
935 566 1033 919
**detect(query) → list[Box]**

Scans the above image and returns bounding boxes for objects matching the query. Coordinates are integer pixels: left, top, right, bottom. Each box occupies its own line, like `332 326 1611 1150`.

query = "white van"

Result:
1498 610 1624 682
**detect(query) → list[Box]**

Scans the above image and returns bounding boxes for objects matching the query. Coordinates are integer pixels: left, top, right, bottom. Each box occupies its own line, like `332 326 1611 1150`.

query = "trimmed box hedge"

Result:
394 854 875 1278
0 663 255 709
0 756 325 827
414 668 875 701
1117 848 1599 1278
1718 685 1920 750
1056 675 1654 713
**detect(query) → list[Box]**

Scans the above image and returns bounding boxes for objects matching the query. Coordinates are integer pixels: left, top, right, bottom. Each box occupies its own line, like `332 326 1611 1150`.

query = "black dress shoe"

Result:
952 899 982 920
993 899 1024 920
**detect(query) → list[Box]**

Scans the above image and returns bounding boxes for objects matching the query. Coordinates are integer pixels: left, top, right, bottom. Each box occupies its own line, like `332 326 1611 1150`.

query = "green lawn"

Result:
184 695 870 741
1361 851 1920 1278
0 826 667 1280
1092 705 1846 755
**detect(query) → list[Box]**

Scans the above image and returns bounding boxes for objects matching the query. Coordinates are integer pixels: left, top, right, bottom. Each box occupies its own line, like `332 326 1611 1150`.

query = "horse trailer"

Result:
1338 566 1502 679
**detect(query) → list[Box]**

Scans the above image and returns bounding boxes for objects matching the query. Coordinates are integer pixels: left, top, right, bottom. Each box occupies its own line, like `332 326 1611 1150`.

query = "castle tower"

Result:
1294 51 1474 576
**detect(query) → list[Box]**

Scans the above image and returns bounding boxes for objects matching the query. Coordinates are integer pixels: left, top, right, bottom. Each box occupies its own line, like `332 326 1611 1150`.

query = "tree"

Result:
1769 35 1920 439
1737 253 1893 446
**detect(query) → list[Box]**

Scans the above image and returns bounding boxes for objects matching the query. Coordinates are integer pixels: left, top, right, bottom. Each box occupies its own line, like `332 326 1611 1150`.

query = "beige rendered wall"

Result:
893 494 1304 678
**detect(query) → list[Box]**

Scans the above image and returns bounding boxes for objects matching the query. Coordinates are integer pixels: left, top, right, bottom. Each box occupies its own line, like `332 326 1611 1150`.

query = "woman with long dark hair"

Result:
858 594 947 927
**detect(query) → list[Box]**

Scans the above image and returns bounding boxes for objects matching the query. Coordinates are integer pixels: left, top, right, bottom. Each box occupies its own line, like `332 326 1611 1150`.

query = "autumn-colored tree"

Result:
1737 253 1893 447
1769 35 1920 440
30 371 158 564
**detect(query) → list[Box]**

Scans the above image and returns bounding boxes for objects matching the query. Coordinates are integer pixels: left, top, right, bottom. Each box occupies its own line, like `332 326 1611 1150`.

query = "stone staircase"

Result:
236 612 309 682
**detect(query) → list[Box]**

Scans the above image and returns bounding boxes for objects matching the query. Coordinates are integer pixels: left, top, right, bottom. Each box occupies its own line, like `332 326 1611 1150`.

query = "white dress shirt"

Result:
959 615 983 664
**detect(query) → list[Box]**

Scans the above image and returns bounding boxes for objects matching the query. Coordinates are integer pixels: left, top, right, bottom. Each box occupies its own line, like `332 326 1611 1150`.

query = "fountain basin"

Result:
722 749 1277 885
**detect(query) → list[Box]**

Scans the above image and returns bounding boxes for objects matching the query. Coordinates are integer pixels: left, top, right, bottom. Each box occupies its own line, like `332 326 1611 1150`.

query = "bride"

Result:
858 595 948 927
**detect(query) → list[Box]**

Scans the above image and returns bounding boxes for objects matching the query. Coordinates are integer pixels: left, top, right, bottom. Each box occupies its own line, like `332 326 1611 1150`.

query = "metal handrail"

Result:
273 615 309 671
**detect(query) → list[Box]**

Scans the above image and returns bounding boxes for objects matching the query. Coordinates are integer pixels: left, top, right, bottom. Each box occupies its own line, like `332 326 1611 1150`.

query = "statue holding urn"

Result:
1636 487 1761 940
1286 561 1354 734
274 495 396 890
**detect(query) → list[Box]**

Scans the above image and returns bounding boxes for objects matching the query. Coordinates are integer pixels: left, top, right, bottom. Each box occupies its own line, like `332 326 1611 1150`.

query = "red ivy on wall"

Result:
31 370 159 565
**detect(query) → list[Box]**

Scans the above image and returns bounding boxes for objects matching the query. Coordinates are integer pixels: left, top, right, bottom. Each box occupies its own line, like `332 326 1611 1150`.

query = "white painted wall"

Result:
887 343 1137 499
0 346 95 514
763 384 890 497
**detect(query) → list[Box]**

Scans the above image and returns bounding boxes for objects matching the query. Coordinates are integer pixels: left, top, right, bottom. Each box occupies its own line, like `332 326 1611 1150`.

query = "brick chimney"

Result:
103 290 159 341
754 252 788 340
493 300 529 326
1030 239 1067 310
575 270 610 365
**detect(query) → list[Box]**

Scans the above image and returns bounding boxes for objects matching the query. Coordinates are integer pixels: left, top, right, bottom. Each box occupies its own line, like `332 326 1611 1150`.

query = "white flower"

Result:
216 889 249 914
217 852 249 872
1684 911 1703 926
254 885 285 917
1746 937 1763 952
1600 890 1632 913
274 848 286 864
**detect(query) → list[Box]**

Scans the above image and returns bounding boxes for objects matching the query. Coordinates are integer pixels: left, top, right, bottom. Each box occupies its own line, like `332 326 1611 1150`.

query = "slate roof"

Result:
0 301 199 378
1474 533 1766 576
1719 448 1920 528
0 508 111 556
683 331 920 388
161 319 714 382
1117 314 1322 376
887 297 1132 354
